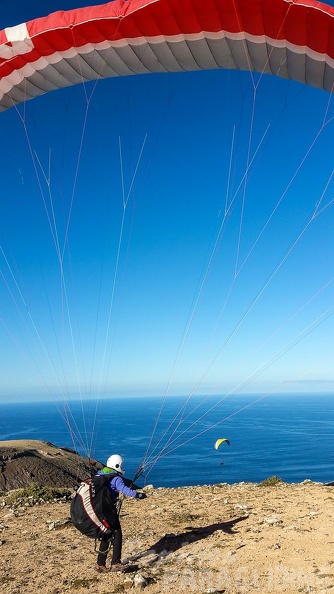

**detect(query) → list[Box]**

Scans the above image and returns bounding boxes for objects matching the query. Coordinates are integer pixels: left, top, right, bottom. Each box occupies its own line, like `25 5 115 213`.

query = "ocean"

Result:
0 393 333 488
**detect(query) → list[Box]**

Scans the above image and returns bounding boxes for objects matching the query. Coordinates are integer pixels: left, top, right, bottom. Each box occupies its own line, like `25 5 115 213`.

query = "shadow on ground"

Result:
126 515 247 563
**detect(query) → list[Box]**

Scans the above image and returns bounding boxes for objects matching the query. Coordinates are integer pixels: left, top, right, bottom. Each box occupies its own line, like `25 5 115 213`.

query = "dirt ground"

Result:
0 480 333 594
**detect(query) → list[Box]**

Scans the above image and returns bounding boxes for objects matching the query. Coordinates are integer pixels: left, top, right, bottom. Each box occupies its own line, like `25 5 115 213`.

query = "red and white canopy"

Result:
1 0 334 111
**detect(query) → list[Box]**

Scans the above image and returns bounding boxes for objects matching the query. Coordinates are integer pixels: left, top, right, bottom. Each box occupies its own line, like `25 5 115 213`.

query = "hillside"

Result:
0 440 101 491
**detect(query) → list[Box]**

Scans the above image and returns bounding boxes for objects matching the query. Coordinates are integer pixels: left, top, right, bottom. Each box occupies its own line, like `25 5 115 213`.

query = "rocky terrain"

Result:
0 441 333 594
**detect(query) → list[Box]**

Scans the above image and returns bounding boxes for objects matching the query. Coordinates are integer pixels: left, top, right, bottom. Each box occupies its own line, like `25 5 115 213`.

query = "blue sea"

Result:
0 393 333 488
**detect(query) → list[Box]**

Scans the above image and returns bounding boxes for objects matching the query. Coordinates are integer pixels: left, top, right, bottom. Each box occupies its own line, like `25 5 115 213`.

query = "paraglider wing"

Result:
1 0 334 111
214 438 231 450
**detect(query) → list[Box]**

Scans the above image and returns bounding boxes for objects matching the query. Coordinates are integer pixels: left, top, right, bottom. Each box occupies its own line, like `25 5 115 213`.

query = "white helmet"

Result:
106 454 124 475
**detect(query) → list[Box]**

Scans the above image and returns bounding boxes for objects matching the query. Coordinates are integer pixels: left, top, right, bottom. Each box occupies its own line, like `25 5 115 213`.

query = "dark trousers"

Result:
97 516 122 567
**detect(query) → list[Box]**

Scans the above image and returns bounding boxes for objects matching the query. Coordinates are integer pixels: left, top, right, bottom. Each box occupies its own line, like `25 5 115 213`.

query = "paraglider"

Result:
214 438 231 466
214 438 231 450
1 0 334 486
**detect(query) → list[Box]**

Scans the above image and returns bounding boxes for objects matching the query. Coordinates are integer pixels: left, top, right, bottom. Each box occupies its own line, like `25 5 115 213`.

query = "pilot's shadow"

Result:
130 515 247 561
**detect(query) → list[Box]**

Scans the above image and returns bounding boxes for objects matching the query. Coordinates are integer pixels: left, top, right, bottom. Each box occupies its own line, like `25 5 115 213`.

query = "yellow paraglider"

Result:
214 438 231 450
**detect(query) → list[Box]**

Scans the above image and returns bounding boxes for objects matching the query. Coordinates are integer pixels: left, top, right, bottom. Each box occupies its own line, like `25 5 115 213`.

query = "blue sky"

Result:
1 0 334 403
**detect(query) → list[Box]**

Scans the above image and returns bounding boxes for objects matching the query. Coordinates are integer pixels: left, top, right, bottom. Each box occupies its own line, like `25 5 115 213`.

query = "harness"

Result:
70 473 118 539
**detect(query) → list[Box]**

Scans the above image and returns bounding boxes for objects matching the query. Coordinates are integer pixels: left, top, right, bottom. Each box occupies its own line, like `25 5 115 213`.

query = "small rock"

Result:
133 573 148 589
3 512 16 519
263 516 283 526
48 519 71 530
142 484 154 491
123 576 134 590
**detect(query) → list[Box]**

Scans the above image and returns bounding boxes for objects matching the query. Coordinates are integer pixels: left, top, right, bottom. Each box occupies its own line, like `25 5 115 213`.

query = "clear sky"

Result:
1 0 334 404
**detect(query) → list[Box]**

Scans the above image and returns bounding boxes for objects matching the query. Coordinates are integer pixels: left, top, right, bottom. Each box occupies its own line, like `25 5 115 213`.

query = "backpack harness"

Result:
70 473 118 540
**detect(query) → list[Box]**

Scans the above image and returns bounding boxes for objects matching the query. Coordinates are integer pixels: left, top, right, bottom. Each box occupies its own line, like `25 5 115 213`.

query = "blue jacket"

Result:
97 469 137 500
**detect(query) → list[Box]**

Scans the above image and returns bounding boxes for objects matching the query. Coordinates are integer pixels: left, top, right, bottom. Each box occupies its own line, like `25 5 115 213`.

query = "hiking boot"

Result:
96 564 110 573
110 563 125 572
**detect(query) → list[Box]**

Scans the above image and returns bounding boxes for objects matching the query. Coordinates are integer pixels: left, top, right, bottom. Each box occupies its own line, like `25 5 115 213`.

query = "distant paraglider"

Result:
214 438 231 450
214 438 231 466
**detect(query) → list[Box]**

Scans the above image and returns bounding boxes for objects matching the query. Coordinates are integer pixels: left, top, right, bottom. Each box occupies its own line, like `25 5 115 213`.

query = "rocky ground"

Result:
1 479 333 594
